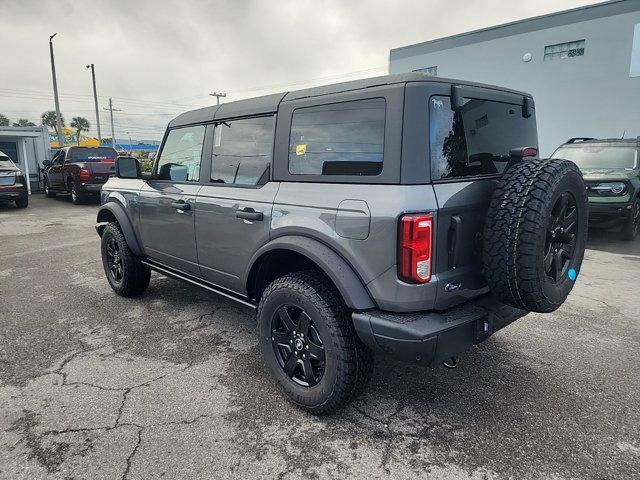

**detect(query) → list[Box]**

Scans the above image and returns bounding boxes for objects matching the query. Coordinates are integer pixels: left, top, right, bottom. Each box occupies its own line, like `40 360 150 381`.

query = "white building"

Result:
0 126 51 193
389 0 640 156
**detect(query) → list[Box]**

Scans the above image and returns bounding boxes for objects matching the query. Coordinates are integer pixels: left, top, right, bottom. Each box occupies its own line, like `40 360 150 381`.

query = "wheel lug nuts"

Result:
289 340 293 344
303 354 306 359
305 345 309 350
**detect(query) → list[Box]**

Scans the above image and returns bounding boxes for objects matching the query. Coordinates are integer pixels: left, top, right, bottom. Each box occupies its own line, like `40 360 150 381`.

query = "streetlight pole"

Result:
86 64 102 143
209 92 227 105
49 33 64 148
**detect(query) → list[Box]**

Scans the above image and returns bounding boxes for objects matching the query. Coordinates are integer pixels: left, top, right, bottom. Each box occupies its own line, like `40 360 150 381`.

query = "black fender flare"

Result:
246 236 375 310
96 202 145 256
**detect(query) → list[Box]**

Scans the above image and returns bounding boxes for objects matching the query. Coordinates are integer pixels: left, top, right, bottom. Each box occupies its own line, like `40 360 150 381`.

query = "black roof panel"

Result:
169 73 532 128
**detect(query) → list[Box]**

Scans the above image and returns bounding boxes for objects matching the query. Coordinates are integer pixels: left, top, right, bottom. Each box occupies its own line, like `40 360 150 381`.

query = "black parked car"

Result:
0 151 28 208
42 146 117 204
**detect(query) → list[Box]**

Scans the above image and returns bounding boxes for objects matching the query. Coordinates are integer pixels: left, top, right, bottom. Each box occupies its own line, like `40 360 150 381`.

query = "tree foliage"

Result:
13 119 36 127
70 116 91 145
0 114 9 127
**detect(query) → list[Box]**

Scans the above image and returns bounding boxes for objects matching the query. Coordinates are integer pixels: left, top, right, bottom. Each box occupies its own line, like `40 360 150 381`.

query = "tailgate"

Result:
87 161 115 183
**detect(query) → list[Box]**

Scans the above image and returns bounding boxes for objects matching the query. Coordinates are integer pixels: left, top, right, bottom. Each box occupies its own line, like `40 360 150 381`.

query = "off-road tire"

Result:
258 271 374 415
70 181 84 205
619 198 639 241
44 178 56 198
15 196 28 208
101 222 150 297
483 159 588 313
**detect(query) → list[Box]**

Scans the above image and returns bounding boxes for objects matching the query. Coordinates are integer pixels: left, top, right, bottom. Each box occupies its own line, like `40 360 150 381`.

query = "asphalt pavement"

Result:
1 194 639 479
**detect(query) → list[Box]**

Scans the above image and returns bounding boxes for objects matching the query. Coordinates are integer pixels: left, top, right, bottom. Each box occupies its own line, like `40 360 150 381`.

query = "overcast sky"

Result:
0 0 596 141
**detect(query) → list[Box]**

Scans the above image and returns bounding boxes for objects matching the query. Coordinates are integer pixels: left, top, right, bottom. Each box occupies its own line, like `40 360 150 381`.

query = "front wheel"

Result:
44 178 56 198
15 196 28 208
101 222 150 297
619 198 639 241
258 271 373 415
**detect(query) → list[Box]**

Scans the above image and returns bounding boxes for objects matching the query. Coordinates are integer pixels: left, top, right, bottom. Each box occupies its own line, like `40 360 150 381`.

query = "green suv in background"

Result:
552 138 640 240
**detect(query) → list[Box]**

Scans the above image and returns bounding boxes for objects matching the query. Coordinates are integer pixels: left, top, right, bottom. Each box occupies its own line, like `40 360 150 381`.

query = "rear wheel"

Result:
101 222 150 297
258 271 373 414
619 198 639 241
483 159 588 313
15 196 28 208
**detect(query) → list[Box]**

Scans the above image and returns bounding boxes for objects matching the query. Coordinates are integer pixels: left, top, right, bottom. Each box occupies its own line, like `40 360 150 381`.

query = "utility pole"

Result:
86 64 102 142
209 92 227 105
103 98 121 149
49 33 64 148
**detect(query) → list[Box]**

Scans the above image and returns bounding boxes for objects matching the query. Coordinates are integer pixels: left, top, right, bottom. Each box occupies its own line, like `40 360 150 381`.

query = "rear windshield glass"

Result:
67 147 117 162
552 145 638 169
429 96 538 180
288 98 385 176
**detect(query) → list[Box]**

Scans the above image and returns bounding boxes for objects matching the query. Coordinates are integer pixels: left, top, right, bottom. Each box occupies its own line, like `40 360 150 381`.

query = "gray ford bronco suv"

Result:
97 73 588 414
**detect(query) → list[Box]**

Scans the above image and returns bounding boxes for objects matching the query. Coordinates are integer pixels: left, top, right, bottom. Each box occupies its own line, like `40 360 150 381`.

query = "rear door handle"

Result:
236 207 263 221
171 201 191 211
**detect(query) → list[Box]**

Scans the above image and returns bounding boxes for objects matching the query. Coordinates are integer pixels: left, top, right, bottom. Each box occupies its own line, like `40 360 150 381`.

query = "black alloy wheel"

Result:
271 304 325 387
544 191 578 282
105 236 124 283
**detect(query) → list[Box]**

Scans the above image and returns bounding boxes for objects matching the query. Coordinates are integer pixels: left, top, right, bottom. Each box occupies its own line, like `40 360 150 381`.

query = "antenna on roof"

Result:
621 130 626 139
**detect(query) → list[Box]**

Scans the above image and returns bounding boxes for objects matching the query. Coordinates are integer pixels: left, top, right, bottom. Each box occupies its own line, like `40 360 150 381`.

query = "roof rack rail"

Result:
566 137 595 144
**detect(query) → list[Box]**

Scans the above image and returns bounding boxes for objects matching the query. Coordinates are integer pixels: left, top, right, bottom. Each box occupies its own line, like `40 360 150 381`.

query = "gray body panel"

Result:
195 182 279 291
138 180 201 276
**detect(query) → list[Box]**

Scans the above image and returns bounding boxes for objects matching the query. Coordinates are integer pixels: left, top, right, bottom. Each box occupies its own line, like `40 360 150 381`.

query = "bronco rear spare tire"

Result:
483 159 587 313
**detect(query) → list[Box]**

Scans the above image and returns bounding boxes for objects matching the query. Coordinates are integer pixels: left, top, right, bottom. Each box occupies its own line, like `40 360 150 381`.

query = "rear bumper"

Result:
0 188 27 200
78 183 104 192
352 294 527 366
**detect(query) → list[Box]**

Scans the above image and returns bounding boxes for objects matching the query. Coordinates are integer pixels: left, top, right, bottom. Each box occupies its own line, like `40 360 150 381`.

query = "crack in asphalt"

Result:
8 352 198 476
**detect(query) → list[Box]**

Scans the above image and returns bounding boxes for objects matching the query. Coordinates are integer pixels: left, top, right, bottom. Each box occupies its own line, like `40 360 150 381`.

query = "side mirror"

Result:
115 156 141 179
42 160 52 167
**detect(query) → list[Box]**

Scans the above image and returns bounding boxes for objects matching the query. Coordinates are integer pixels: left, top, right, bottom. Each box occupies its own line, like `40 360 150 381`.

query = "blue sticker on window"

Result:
568 268 577 281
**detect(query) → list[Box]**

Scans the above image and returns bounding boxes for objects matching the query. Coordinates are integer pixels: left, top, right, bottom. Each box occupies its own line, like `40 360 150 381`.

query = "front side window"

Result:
288 98 385 176
211 116 274 185
156 125 205 182
429 95 538 180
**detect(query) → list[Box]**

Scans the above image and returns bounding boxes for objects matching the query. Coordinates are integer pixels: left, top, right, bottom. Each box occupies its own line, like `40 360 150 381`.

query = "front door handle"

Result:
171 201 191 211
236 207 263 221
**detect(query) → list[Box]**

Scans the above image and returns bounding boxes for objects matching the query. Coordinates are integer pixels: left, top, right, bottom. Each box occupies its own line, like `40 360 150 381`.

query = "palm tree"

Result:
70 117 91 145
13 119 36 127
0 114 9 127
41 111 65 138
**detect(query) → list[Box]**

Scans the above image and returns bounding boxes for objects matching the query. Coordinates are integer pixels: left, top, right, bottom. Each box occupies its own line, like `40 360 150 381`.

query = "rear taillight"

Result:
79 167 91 181
398 214 433 284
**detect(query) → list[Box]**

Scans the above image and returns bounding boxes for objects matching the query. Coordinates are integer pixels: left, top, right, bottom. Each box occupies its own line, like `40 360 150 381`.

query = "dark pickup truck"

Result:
43 146 117 204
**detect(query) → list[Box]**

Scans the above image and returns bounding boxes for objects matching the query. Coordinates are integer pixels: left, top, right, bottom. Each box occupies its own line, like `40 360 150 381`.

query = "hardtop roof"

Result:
168 72 532 128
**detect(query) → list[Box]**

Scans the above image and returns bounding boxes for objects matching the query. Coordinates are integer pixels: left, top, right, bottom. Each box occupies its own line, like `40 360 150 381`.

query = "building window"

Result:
413 66 438 76
544 40 585 61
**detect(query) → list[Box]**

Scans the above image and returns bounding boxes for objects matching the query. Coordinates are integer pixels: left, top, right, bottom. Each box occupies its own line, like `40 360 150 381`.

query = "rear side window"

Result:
429 96 537 180
288 98 385 176
156 125 205 182
211 116 274 185
67 147 117 162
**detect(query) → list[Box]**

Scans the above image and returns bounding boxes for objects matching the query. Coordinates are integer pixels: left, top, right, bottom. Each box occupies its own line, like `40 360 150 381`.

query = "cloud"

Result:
0 0 594 140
